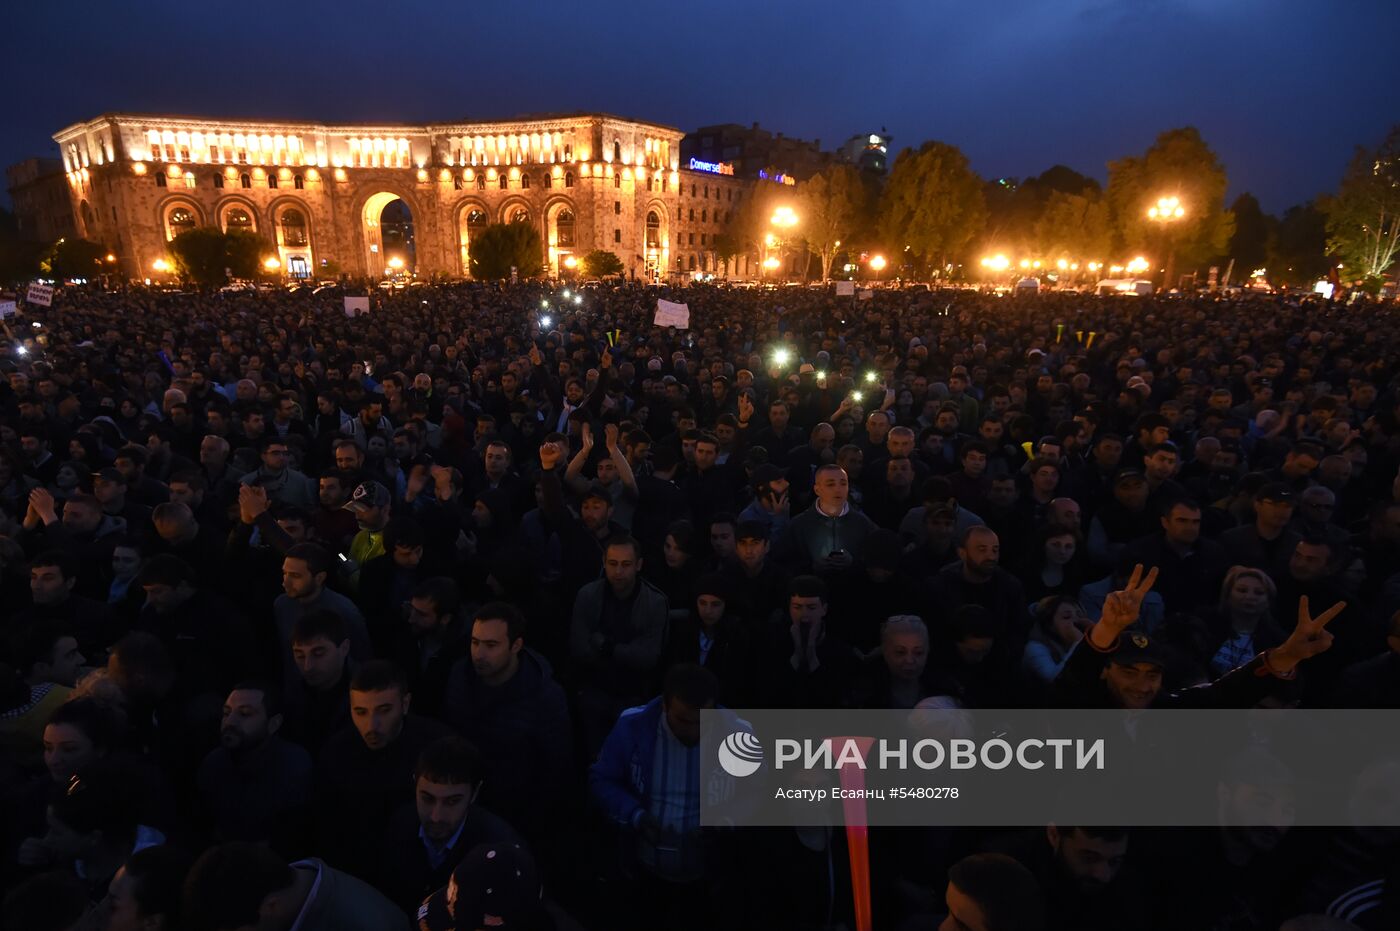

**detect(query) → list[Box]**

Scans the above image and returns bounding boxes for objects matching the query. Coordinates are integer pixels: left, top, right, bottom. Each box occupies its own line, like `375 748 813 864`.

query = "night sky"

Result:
5 0 1396 213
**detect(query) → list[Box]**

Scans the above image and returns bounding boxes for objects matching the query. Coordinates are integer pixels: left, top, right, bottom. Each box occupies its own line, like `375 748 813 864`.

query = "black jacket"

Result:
442 648 572 838
316 715 455 877
377 801 525 912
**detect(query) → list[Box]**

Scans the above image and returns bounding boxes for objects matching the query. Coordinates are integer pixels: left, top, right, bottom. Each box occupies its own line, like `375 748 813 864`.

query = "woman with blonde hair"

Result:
1201 566 1287 677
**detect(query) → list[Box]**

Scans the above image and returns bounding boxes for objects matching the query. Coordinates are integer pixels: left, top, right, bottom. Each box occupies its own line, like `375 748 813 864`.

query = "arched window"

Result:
564 144 572 161
521 174 530 189
645 211 660 249
268 175 279 189
454 177 462 190
564 172 574 188
614 173 621 189
155 172 167 188
293 174 304 190
280 208 308 246
213 174 224 189
556 209 576 247
544 173 553 189
688 255 697 271
614 141 622 162
224 207 253 233
496 175 506 190
702 209 708 222
167 207 196 240
510 207 529 225
476 176 486 191
467 209 488 240
240 173 251 189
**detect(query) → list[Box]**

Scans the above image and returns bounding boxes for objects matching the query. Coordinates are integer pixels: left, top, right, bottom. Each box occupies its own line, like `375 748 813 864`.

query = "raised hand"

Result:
737 393 754 424
581 422 594 450
1091 563 1159 648
28 487 58 524
604 422 620 450
600 346 613 370
529 344 543 367
238 484 270 525
539 442 561 471
1269 596 1346 674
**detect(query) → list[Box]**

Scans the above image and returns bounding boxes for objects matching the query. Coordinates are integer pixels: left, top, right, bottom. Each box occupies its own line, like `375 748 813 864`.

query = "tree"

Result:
40 238 107 280
878 140 987 277
225 230 267 280
1032 192 1113 266
797 164 866 280
464 221 540 280
1321 126 1400 283
1227 193 1275 275
1268 202 1330 286
167 228 268 287
580 249 623 277
711 231 743 277
1106 127 1235 285
468 221 543 280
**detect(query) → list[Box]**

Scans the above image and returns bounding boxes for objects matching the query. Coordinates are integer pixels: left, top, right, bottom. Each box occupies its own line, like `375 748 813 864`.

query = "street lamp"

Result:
387 256 404 271
869 254 887 283
263 257 281 271
563 255 577 270
765 207 799 279
152 259 170 273
1147 195 1185 288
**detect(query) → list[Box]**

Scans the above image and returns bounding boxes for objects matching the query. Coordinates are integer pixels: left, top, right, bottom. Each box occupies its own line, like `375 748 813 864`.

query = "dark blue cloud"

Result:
5 0 1396 212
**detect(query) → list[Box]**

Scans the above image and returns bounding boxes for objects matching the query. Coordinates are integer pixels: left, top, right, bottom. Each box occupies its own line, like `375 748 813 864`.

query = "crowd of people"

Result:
0 278 1397 931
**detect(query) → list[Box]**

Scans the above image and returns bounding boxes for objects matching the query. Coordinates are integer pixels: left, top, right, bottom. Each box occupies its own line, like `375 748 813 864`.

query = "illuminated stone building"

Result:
52 112 684 281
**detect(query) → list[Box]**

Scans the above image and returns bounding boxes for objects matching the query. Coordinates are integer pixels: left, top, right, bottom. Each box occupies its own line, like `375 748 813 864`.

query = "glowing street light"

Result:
105 253 116 263
387 256 404 270
563 256 578 269
982 254 1010 273
1056 259 1069 271
763 256 780 270
1147 196 1185 288
1147 196 1185 221
152 259 170 272
263 257 281 271
1126 256 1151 275
770 206 798 228
869 255 887 272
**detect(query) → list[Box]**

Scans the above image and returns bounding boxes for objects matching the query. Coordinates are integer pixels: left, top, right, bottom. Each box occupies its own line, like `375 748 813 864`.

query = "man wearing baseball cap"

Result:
1219 482 1301 580
417 842 569 931
343 480 393 585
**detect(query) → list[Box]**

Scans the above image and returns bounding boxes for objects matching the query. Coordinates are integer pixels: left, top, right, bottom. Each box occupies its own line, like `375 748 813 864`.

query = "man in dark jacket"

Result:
1219 483 1302 583
377 736 525 912
662 573 758 707
444 602 572 841
924 526 1028 647
391 576 470 718
196 681 313 856
282 610 354 757
316 660 453 878
1121 499 1229 615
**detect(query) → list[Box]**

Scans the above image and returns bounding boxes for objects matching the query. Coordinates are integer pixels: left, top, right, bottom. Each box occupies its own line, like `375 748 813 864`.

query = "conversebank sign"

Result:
687 157 734 176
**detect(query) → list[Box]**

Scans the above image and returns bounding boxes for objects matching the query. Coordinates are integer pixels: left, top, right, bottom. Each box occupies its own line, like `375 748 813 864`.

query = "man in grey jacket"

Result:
570 533 669 751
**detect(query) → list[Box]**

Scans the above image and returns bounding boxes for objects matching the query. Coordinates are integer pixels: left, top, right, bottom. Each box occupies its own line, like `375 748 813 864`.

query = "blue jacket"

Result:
588 698 749 827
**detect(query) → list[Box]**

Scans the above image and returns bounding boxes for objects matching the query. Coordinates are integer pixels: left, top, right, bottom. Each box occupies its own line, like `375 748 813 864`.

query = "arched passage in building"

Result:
363 192 415 277
457 203 489 276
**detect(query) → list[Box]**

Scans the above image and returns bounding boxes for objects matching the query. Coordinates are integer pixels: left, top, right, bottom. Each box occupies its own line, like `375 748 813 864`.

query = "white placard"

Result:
26 283 53 306
0 301 16 319
835 281 855 296
343 296 370 317
858 289 873 301
654 299 690 329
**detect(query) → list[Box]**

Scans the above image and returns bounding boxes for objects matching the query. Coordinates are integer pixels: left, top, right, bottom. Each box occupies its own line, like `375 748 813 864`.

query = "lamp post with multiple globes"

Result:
1146 195 1185 290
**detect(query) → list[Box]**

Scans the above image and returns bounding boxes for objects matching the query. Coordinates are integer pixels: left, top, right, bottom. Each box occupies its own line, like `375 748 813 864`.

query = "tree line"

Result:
719 124 1400 291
